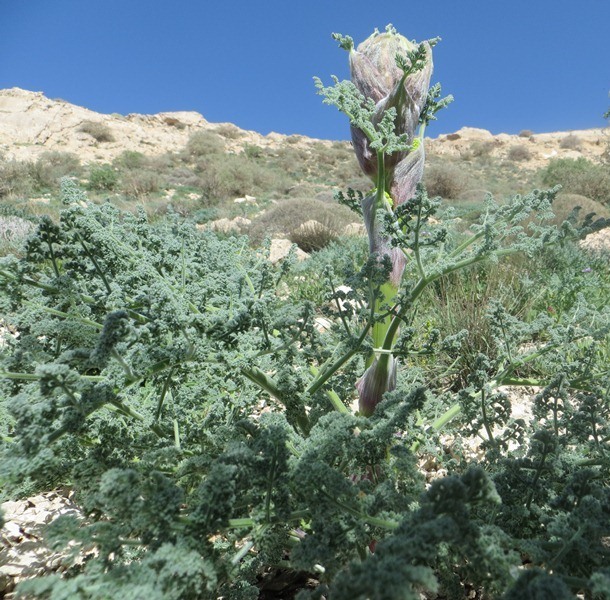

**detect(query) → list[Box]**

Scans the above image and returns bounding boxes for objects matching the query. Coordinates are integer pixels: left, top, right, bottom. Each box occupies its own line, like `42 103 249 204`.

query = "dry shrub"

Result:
0 160 33 198
289 220 340 253
122 170 162 198
469 140 495 160
560 134 582 150
114 151 147 171
424 162 469 199
518 130 534 138
549 193 610 225
30 151 81 190
214 124 244 140
285 135 303 145
166 167 202 189
185 131 225 158
79 120 115 142
507 145 531 162
194 154 291 202
247 198 355 247
542 157 610 204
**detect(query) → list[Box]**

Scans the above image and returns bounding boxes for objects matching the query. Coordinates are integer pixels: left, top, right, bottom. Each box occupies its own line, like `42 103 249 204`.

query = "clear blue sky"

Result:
1 0 609 140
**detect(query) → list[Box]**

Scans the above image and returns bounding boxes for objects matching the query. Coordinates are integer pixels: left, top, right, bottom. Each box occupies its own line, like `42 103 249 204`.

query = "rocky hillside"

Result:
0 87 323 164
1 87 607 166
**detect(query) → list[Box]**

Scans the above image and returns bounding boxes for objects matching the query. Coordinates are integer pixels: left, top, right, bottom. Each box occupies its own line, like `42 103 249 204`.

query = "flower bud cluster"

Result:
340 24 433 205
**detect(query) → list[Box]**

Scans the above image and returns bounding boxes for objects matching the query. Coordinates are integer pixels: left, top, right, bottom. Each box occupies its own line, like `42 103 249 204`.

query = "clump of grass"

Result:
289 219 340 253
121 170 162 198
247 198 355 246
507 145 531 162
0 215 36 256
214 124 244 140
424 257 536 388
29 151 82 191
560 134 582 150
185 131 225 158
79 120 115 143
0 160 33 199
87 165 118 191
424 162 469 199
518 129 534 138
541 157 610 205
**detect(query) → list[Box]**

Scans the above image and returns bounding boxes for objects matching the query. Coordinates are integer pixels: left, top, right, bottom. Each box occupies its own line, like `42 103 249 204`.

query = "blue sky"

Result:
1 0 609 140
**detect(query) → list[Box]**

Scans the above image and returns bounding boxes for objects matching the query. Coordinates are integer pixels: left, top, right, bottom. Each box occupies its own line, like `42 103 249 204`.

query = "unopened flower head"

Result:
345 25 433 202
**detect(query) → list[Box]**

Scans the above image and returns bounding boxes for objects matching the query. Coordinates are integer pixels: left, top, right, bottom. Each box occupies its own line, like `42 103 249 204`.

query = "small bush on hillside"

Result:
469 140 495 160
79 120 115 143
560 134 582 150
289 219 340 253
507 145 531 162
166 167 202 189
542 157 610 204
114 150 147 171
243 144 263 159
424 162 469 199
247 198 355 246
185 131 225 158
29 151 81 190
194 161 226 203
121 170 162 198
194 154 291 202
0 160 33 198
214 123 244 139
549 193 610 225
518 129 534 138
88 165 119 191
273 145 311 179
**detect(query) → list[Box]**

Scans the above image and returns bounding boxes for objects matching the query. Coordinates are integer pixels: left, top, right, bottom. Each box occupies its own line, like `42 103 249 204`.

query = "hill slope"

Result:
1 87 607 166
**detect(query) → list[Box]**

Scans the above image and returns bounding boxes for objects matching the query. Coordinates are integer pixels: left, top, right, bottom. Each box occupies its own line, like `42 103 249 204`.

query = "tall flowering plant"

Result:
316 25 452 415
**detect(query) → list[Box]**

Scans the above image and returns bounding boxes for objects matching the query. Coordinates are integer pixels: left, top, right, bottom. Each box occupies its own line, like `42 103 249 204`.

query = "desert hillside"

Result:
1 86 608 258
1 87 607 165
0 87 323 163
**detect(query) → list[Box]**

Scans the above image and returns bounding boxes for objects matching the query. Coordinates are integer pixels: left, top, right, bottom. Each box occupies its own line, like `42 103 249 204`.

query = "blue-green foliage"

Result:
1 172 610 599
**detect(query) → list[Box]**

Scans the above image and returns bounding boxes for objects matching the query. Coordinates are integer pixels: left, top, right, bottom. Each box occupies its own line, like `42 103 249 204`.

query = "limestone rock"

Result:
580 227 610 254
268 239 309 263
204 216 251 234
0 491 84 595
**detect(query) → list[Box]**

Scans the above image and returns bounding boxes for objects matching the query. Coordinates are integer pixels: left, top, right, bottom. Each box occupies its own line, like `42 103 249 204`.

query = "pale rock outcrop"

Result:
268 239 309 263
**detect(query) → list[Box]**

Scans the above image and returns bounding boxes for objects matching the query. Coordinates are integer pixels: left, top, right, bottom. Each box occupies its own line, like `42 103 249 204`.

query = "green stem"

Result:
306 321 371 396
242 365 310 433
309 366 350 414
22 302 103 330
76 232 112 295
318 488 399 530
0 371 104 382
480 387 495 445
